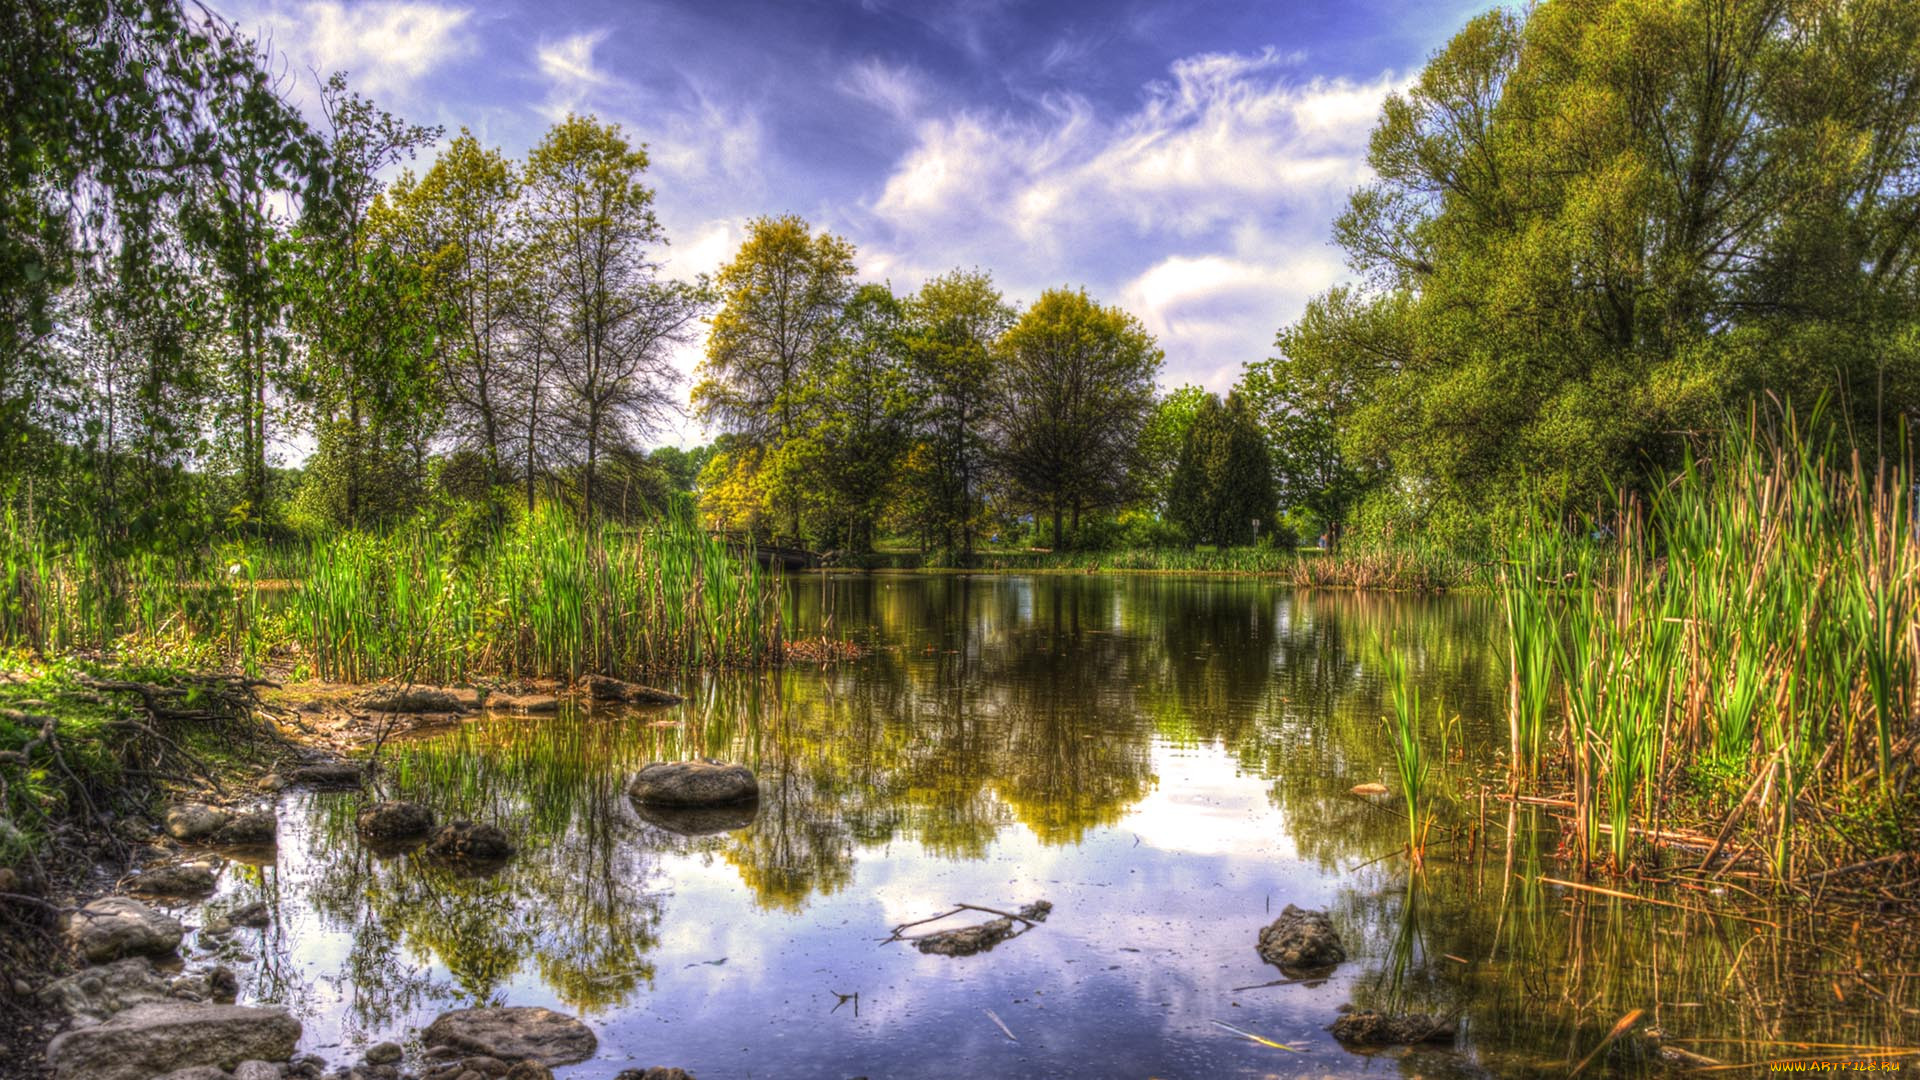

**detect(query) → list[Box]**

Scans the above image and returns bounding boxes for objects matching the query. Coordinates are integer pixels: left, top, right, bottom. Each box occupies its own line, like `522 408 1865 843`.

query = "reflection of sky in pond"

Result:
176 575 1918 1078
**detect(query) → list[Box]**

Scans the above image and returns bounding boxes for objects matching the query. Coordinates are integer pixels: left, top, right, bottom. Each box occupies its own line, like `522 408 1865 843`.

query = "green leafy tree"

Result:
902 270 1014 555
649 445 712 492
522 115 707 519
286 75 444 529
794 284 918 551
1138 385 1209 515
994 288 1163 549
2 0 316 533
386 131 523 490
1168 392 1276 547
1238 291 1382 535
693 215 857 537
1306 0 1920 531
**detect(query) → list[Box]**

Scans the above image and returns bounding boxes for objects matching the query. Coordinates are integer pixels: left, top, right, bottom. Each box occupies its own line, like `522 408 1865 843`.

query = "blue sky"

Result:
219 0 1488 444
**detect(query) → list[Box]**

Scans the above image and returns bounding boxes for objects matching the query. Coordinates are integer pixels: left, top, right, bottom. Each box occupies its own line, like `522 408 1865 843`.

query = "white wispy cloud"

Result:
839 57 925 122
223 0 476 103
866 49 1402 390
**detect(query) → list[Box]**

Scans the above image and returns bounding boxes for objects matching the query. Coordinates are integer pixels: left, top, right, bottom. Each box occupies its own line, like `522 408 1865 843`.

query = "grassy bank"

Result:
1489 412 1917 881
1 503 784 683
833 540 1487 590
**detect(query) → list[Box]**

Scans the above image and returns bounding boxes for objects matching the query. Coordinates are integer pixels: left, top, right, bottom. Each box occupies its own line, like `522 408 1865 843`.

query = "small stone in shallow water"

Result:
613 1070 696 1080
213 810 278 846
579 675 681 705
1256 904 1346 972
290 763 364 789
424 821 514 862
356 800 436 840
915 918 1018 956
128 863 219 899
363 1040 403 1065
1327 1009 1458 1045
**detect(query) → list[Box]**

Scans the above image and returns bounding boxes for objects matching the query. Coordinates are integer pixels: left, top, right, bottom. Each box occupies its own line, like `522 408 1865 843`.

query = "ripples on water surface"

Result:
196 575 1918 1077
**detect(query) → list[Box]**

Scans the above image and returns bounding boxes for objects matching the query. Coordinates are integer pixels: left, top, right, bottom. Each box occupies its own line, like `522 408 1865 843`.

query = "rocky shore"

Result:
4 676 702 1080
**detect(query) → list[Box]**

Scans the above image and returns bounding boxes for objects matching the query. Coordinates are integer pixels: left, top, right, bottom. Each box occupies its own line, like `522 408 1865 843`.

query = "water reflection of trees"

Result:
270 576 1510 1036
273 722 671 1030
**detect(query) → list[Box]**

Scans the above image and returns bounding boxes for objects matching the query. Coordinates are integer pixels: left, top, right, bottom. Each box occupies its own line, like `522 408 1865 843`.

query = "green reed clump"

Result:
3 500 784 681
1499 404 1918 879
285 501 782 682
1378 647 1435 859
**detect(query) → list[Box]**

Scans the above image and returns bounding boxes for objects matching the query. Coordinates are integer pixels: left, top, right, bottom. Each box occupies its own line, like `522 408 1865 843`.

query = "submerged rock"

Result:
631 799 759 837
1257 904 1346 972
128 862 219 899
289 763 365 789
355 686 478 713
424 821 515 863
164 804 230 842
613 1070 696 1080
489 693 559 714
46 1001 301 1080
579 675 682 706
627 761 758 807
356 800 436 841
421 1006 596 1066
913 903 1051 957
916 918 1018 956
213 809 278 847
68 897 184 963
1327 1009 1458 1046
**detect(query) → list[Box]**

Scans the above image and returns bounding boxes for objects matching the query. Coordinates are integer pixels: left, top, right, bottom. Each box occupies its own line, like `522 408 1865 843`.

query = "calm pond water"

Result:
195 574 1916 1077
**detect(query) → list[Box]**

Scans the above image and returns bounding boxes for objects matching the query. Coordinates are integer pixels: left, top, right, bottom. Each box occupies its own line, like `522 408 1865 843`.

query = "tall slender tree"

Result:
522 115 706 518
903 269 1013 555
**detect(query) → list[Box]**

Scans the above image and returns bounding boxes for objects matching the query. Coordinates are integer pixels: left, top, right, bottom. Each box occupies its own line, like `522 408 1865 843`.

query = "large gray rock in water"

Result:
67 897 184 963
46 1001 300 1080
1256 904 1346 971
423 1006 596 1065
628 762 758 807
